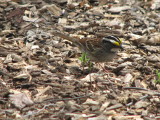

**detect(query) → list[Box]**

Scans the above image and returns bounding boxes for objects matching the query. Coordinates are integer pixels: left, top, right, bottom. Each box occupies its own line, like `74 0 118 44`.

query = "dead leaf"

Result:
9 93 33 109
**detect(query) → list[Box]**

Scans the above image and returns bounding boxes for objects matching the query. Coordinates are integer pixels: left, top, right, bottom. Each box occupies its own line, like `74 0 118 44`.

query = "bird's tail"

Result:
51 31 77 42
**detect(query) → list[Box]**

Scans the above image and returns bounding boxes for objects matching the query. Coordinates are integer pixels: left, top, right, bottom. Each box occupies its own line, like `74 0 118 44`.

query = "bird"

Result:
51 31 123 63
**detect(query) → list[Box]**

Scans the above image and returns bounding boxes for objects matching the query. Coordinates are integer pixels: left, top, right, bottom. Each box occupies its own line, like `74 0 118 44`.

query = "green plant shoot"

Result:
154 70 160 84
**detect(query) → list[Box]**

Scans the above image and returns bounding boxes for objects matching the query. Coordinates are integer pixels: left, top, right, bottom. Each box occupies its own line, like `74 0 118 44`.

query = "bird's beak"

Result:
119 45 124 50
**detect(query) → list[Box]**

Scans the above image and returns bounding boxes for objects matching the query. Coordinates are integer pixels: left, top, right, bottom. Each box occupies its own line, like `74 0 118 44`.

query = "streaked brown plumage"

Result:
51 31 122 62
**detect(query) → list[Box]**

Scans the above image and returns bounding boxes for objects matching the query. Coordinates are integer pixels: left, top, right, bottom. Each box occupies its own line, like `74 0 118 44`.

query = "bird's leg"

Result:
97 63 110 73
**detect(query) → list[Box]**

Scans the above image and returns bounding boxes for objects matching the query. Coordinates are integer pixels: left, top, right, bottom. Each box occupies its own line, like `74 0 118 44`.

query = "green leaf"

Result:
154 70 160 84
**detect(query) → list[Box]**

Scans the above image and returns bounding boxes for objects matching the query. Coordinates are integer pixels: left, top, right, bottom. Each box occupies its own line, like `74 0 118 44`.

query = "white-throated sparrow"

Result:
51 31 123 62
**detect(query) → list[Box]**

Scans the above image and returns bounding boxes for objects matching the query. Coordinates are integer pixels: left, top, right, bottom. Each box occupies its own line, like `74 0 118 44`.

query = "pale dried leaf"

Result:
9 93 33 109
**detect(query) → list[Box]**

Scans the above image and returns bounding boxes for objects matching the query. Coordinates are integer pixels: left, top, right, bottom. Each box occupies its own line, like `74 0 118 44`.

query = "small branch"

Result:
35 93 92 104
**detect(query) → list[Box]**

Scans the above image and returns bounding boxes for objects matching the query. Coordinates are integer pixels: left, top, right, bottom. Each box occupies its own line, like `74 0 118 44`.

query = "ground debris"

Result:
0 0 160 119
